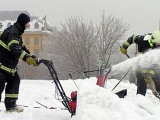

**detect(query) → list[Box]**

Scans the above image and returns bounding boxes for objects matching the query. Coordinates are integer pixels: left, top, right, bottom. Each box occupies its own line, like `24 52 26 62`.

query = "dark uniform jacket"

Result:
123 34 160 93
0 22 30 74
122 34 156 53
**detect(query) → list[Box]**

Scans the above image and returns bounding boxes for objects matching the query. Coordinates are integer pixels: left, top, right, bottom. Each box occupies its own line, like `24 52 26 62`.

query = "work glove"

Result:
26 56 39 66
120 46 127 54
144 76 152 84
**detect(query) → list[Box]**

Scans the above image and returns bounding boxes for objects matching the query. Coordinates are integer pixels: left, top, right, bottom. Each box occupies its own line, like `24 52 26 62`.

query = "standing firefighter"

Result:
120 30 160 99
0 13 39 112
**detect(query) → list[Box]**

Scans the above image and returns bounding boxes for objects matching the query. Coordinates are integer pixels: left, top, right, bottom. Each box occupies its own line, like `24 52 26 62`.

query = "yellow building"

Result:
22 32 45 56
0 11 52 56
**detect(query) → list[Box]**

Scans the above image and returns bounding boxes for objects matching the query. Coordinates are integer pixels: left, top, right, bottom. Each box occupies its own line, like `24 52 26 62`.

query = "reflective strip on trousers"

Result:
5 94 18 98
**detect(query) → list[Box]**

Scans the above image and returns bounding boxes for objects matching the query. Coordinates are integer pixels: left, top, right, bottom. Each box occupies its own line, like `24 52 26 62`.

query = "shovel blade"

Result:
115 89 127 98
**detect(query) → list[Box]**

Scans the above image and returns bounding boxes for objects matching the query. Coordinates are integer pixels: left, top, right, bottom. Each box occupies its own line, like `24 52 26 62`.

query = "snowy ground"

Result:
0 77 160 120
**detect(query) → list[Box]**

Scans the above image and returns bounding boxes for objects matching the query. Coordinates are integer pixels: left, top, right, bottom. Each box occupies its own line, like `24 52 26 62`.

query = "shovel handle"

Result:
125 54 130 58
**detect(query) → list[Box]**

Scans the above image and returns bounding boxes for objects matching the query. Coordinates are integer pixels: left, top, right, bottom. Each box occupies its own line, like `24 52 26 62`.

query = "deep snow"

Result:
0 77 160 120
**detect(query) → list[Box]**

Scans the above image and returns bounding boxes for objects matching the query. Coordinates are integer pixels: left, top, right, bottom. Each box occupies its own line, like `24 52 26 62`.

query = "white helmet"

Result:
143 35 151 41
151 30 160 43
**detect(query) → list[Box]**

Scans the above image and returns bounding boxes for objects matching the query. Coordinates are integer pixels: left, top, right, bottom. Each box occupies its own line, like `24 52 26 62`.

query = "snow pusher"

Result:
38 59 75 116
38 59 126 116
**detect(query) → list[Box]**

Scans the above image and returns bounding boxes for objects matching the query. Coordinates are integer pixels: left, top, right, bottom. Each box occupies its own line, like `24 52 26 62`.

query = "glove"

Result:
144 76 152 84
26 56 39 66
120 46 127 54
30 54 37 59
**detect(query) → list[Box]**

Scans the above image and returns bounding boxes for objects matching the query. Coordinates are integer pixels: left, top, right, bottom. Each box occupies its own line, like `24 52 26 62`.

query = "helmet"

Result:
151 30 160 43
143 35 151 41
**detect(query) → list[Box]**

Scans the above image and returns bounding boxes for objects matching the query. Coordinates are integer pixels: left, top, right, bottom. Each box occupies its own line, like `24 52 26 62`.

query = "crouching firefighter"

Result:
120 30 160 99
0 13 39 112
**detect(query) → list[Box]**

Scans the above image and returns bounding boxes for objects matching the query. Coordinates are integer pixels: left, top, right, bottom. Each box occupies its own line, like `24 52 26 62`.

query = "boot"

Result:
5 98 24 113
6 105 24 113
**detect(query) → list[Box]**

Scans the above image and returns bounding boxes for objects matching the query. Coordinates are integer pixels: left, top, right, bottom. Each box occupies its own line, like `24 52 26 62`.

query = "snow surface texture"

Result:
0 77 160 120
111 48 160 75
1 48 160 120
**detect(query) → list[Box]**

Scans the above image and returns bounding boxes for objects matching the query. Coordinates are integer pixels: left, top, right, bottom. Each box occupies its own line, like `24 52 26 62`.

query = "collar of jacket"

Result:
14 22 24 36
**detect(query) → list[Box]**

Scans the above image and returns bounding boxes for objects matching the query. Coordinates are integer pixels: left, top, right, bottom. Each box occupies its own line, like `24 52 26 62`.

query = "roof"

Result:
0 11 37 21
0 11 52 32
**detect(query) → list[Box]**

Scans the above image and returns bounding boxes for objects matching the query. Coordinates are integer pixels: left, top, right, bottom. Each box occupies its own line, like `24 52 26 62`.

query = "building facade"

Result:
0 11 52 57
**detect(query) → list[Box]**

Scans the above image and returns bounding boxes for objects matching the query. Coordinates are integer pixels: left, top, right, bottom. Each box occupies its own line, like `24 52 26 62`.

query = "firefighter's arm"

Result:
9 43 38 66
120 34 137 54
20 37 38 62
7 33 38 66
20 37 30 54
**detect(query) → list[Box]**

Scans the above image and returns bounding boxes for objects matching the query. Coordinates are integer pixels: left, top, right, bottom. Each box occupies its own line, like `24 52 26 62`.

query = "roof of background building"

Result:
0 11 38 21
0 11 52 32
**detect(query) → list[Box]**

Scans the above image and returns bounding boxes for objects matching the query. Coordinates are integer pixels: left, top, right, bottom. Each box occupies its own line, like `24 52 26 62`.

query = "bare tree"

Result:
53 17 99 78
17 13 129 80
97 12 129 67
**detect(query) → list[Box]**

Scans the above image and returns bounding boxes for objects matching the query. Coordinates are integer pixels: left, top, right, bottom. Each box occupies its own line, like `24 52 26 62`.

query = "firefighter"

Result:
120 30 160 99
0 13 39 112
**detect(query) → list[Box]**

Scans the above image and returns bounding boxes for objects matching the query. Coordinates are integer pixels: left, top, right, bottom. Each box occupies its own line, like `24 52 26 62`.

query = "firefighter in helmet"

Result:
120 30 160 99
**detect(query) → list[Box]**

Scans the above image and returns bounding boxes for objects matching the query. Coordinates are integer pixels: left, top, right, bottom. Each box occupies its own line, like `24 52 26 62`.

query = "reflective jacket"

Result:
122 35 156 53
0 22 30 74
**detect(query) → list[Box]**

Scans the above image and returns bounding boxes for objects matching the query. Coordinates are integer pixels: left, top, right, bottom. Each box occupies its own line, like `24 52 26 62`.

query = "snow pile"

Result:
0 78 160 120
72 78 160 120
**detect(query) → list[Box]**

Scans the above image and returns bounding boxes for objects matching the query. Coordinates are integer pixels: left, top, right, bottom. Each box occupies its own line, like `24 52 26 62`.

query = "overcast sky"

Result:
1 0 160 35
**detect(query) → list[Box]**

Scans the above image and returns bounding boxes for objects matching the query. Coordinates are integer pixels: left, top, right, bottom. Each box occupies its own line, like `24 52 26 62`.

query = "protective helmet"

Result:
143 35 151 41
151 30 160 43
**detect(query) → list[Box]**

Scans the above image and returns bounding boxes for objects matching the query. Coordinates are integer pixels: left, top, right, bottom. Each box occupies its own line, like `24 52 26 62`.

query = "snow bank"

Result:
0 78 160 120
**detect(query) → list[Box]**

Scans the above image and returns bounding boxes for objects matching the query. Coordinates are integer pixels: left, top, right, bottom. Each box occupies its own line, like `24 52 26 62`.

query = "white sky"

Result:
1 0 160 35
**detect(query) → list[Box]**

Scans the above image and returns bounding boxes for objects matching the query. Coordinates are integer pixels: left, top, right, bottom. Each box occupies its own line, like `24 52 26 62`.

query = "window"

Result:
34 37 39 45
0 22 3 28
25 38 30 45
7 22 11 27
35 22 39 29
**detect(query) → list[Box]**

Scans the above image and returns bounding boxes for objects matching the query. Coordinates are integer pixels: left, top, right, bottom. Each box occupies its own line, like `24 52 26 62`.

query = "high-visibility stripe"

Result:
19 51 27 59
0 40 10 51
142 70 154 75
0 39 27 60
0 63 16 74
8 40 19 48
5 94 18 98
132 34 136 43
125 41 130 47
148 39 153 47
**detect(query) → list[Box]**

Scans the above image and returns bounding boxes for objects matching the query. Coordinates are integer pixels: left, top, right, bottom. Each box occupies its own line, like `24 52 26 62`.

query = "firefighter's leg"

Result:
148 74 160 99
136 71 147 96
152 71 160 93
0 71 6 102
4 72 20 109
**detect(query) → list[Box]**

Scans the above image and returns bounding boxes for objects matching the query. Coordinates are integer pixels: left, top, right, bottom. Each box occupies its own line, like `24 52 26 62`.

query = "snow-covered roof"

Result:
0 11 52 32
0 11 32 21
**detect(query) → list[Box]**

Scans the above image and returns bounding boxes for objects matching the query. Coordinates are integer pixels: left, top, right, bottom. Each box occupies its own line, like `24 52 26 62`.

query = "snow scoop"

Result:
96 66 111 87
38 59 73 115
84 65 127 98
